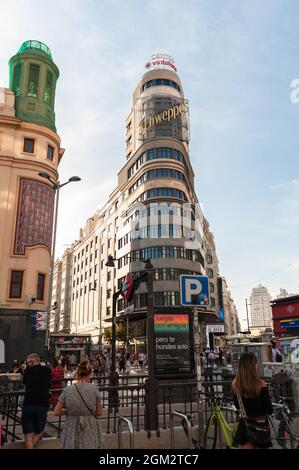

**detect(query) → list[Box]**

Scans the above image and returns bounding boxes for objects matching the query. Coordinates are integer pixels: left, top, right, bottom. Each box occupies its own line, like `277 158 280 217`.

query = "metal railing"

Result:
170 411 192 449
1 369 293 446
118 416 134 449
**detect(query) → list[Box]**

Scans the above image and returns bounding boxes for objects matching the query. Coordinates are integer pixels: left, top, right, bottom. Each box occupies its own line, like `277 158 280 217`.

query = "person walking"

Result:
232 352 273 449
21 353 51 449
54 360 103 449
9 359 23 374
49 358 65 410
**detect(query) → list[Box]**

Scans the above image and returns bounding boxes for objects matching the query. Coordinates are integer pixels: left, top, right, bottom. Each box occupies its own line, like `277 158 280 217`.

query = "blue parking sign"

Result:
180 275 210 307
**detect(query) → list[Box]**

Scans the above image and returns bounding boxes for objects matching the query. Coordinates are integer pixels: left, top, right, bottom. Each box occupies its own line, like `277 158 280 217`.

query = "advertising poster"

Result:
154 313 192 374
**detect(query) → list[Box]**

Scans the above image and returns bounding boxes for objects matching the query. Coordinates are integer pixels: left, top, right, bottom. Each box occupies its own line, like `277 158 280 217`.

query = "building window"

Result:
84 286 87 294
108 239 112 248
28 64 39 97
106 306 111 317
44 70 53 104
85 258 88 266
47 145 54 161
12 63 22 96
90 269 92 277
107 272 111 282
101 245 104 254
95 250 98 259
90 254 93 262
9 270 23 299
101 260 104 269
107 289 111 299
36 273 45 301
80 275 83 283
95 265 97 273
91 241 93 249
207 254 213 264
80 288 83 296
23 138 35 153
210 296 216 307
209 282 215 293
208 269 214 279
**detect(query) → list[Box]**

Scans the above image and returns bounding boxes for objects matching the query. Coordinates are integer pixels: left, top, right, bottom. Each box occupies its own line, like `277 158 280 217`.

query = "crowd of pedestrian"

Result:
116 351 146 374
200 347 231 369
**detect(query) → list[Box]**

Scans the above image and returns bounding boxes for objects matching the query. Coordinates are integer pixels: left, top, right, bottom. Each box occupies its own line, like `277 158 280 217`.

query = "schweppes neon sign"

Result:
140 102 188 134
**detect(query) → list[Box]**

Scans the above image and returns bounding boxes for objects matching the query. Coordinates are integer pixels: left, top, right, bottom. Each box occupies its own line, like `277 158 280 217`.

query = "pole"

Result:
109 288 122 410
245 298 250 332
144 266 159 435
45 183 59 359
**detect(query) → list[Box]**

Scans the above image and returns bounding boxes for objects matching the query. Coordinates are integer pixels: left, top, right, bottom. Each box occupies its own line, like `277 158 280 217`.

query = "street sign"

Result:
179 275 209 307
121 274 134 301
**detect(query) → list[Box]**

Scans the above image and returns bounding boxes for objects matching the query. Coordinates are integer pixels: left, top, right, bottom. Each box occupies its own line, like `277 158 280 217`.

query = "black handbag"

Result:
236 390 272 448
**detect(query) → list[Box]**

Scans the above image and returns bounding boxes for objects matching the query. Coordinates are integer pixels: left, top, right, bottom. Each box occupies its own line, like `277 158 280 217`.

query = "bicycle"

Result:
203 394 239 449
268 397 299 449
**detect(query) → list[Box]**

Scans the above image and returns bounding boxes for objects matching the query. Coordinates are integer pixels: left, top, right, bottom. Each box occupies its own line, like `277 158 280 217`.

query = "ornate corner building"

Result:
0 41 64 367
67 56 228 352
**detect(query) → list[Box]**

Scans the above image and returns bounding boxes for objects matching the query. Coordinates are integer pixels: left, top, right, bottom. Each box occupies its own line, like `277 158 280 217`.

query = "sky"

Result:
1 0 299 329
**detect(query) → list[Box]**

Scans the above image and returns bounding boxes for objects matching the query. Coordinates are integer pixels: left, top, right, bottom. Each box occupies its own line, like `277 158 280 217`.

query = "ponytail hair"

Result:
76 359 92 378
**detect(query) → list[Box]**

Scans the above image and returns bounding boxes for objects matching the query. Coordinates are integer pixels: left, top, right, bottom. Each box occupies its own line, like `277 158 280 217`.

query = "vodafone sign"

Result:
145 54 177 72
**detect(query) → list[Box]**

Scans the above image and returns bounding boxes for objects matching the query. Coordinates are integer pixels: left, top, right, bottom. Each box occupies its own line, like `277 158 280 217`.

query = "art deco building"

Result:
250 284 272 330
69 56 209 350
0 41 64 366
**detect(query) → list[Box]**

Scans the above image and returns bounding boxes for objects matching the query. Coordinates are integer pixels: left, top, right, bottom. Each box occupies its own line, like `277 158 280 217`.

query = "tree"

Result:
103 324 127 344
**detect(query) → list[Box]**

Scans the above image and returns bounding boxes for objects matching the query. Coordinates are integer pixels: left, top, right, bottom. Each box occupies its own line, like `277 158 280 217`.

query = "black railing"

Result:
1 369 293 446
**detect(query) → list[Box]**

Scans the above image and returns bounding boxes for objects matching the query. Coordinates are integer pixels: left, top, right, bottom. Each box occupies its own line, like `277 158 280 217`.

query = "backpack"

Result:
276 351 282 363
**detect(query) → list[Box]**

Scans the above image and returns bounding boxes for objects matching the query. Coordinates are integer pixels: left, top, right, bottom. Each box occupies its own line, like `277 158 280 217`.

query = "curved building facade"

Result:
116 64 205 322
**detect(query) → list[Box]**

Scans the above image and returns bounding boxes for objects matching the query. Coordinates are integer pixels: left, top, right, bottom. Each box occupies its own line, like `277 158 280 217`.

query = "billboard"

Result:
154 313 192 375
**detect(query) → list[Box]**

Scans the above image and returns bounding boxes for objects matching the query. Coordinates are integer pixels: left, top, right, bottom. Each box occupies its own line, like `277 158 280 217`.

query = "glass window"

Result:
23 138 35 153
28 64 39 97
44 71 53 104
12 63 22 96
9 271 23 299
36 273 46 300
47 145 54 161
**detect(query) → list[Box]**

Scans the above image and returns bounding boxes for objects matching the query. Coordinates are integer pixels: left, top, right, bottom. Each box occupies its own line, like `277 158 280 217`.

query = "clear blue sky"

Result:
1 0 299 328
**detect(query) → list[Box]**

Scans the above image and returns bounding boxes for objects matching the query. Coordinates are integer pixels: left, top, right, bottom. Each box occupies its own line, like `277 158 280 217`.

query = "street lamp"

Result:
105 254 158 432
38 171 81 360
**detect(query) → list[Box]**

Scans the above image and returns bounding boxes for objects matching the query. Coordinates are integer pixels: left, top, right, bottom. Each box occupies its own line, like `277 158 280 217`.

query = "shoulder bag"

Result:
74 384 100 420
236 389 271 448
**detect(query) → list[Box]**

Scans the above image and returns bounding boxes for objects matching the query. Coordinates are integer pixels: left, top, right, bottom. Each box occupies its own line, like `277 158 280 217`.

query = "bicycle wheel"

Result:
279 418 298 449
204 415 218 449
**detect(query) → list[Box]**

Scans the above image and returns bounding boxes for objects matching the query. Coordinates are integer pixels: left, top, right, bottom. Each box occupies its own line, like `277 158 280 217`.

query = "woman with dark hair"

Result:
9 359 23 374
232 352 273 449
54 360 103 449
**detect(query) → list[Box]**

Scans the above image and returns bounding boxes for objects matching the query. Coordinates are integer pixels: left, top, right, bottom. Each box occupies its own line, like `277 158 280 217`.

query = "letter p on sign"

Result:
185 279 202 302
180 275 210 306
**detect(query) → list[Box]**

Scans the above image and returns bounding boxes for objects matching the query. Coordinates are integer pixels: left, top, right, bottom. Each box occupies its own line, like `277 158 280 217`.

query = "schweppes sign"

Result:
140 102 188 135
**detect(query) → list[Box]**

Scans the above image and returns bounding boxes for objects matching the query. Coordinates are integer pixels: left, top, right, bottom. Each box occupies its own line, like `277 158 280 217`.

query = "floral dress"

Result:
50 366 64 408
59 383 103 449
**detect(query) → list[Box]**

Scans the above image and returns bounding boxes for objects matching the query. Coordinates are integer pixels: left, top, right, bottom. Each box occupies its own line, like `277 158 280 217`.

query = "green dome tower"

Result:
9 40 59 132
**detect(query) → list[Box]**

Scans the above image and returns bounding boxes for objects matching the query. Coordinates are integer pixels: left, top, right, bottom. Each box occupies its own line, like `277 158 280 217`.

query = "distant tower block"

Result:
9 40 59 131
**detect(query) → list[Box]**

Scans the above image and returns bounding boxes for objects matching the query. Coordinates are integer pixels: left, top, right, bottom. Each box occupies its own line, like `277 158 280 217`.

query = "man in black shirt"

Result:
21 353 51 449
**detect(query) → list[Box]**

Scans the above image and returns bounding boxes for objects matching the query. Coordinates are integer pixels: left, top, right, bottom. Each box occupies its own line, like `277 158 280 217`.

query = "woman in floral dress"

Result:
54 360 103 449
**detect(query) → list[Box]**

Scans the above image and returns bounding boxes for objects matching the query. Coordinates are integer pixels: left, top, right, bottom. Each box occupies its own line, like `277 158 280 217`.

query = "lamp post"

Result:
105 254 156 417
245 298 251 333
38 172 81 360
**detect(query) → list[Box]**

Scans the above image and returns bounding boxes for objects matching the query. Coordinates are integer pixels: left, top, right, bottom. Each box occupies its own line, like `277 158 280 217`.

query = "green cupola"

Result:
9 40 59 132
